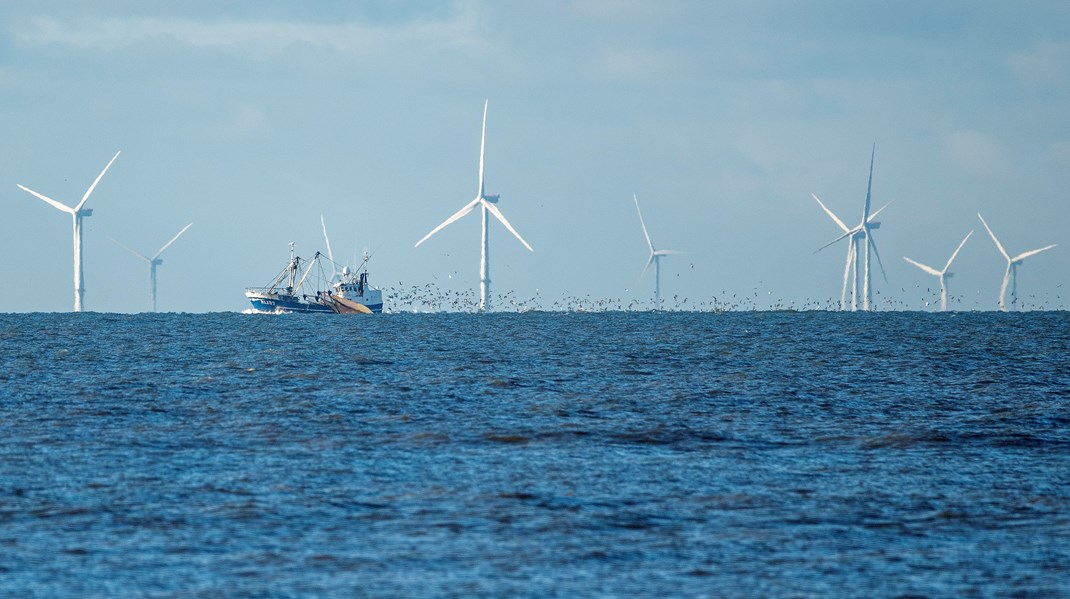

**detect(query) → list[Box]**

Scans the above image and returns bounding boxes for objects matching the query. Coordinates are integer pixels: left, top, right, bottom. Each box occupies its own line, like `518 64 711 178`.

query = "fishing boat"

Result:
245 243 383 314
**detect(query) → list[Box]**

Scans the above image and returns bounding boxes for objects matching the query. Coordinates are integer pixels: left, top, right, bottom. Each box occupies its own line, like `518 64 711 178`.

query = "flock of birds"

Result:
379 282 1065 314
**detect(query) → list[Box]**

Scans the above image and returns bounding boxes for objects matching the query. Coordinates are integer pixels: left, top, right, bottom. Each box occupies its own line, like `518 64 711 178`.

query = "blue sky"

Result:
1 1 1067 312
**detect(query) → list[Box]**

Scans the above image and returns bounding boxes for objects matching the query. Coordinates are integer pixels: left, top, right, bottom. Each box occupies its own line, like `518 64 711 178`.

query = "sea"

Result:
1 311 1068 597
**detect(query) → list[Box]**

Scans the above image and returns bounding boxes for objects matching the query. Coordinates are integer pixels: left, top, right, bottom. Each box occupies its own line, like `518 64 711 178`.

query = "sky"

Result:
1 1 1068 313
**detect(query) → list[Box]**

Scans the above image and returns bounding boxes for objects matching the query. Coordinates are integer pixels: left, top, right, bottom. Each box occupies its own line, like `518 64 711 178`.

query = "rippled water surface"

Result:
1 311 1069 597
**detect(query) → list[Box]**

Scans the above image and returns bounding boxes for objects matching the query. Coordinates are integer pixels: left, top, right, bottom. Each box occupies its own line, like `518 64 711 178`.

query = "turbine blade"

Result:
634 194 655 252
76 150 120 212
869 234 888 283
903 256 941 277
153 222 193 260
1012 244 1057 263
478 100 488 199
814 228 856 254
999 263 1011 309
943 230 973 272
484 200 534 251
641 253 655 277
978 213 1011 261
107 234 150 262
414 198 480 247
320 214 335 268
811 193 849 233
867 202 891 223
861 144 875 223
16 184 75 214
841 237 856 309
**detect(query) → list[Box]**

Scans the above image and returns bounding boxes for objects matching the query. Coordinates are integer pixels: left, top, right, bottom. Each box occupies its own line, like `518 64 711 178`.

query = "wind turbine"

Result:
17 151 121 312
415 100 533 312
903 230 973 311
109 223 193 312
977 213 1057 311
633 194 683 310
811 145 890 311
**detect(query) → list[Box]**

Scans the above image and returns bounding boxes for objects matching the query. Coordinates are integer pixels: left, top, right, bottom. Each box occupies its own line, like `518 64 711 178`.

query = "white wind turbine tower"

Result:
633 194 683 310
415 100 533 312
17 151 121 312
903 230 973 311
977 213 1057 311
811 145 890 311
109 223 193 312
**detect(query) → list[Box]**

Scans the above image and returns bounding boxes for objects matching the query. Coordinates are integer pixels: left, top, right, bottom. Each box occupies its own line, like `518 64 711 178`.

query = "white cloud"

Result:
14 10 485 61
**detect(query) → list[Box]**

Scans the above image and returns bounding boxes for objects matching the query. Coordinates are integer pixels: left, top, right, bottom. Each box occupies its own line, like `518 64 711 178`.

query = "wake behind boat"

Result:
245 243 383 314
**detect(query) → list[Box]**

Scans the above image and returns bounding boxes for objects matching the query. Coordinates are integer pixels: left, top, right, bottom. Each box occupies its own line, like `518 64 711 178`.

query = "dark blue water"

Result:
1 312 1068 597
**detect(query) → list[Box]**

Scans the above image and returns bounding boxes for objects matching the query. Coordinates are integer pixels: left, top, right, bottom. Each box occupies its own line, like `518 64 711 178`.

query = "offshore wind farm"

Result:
2 4 1068 313
2 6 1069 598
5 123 1064 314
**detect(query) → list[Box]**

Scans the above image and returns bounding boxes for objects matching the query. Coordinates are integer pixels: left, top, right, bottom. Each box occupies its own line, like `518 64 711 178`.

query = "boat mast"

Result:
287 242 297 292
294 252 322 294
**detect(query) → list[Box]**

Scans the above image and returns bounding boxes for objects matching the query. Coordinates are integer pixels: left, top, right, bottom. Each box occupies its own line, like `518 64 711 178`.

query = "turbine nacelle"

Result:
483 194 500 204
81 208 94 217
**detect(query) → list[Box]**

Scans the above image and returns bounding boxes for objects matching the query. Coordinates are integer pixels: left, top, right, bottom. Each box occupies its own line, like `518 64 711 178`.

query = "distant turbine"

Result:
17 151 121 312
811 145 889 311
415 100 533 312
977 213 1057 311
903 230 973 311
109 223 193 312
633 194 683 310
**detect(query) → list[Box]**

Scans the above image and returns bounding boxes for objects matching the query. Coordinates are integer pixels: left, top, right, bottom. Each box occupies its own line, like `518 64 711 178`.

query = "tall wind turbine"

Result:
811 145 889 311
17 151 121 312
977 213 1057 311
903 230 972 311
109 223 193 312
633 194 683 310
415 100 533 312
